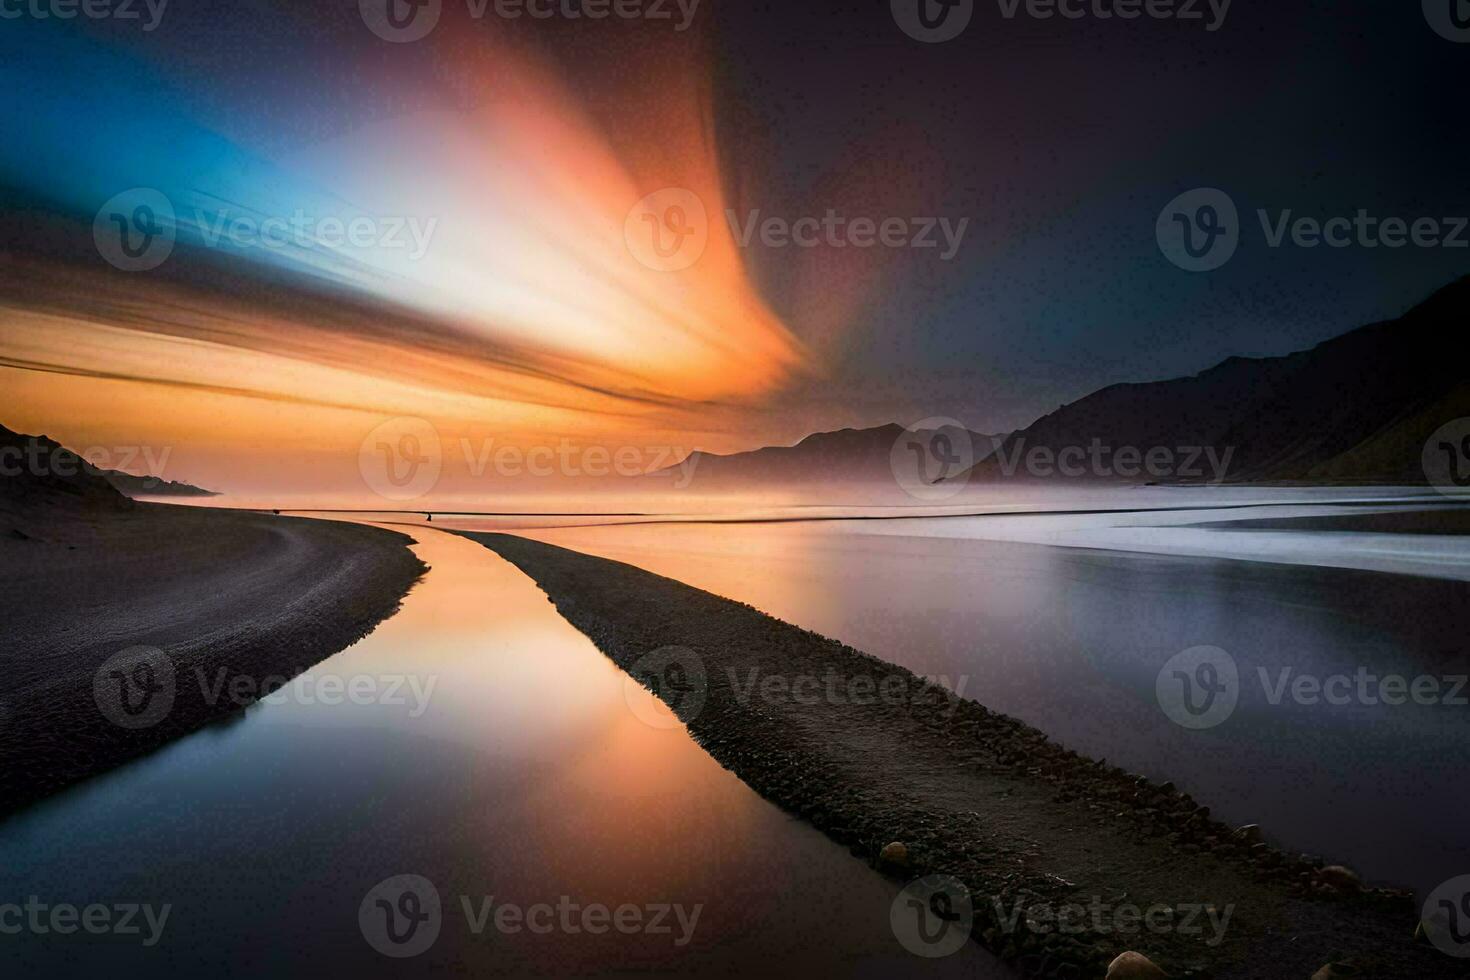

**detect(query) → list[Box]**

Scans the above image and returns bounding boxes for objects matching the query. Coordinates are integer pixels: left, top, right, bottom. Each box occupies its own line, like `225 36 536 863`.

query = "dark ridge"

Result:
956 276 1470 486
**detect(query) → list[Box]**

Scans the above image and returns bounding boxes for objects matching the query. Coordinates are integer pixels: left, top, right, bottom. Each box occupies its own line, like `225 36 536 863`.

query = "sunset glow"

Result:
0 10 810 498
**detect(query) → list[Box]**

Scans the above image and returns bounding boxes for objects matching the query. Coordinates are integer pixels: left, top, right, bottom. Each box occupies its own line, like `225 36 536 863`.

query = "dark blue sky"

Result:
705 0 1470 433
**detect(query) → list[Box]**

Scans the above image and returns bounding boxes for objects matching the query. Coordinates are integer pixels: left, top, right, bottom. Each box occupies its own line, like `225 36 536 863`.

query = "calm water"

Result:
0 527 1000 978
435 490 1470 898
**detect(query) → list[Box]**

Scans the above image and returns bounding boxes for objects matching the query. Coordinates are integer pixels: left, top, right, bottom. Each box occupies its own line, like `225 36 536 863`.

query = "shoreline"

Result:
0 504 426 815
1194 510 1470 535
459 531 1456 979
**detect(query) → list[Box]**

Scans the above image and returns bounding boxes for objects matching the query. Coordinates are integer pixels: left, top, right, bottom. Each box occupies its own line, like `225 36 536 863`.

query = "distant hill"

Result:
664 423 1003 488
2 424 133 538
0 424 214 529
953 276 1470 486
98 470 218 499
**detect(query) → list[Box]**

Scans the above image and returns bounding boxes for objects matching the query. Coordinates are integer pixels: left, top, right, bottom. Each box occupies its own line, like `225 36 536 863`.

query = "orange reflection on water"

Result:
350 525 768 906
506 519 850 630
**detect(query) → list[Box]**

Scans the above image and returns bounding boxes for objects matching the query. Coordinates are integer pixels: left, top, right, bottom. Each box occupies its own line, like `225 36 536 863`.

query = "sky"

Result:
0 0 1466 500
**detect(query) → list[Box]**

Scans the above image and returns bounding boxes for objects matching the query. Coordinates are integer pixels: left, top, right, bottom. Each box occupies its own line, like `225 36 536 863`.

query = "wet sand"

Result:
0 504 425 813
459 531 1457 980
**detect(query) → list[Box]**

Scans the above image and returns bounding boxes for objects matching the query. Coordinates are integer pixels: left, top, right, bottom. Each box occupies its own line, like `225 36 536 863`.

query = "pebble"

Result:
1106 951 1168 979
1233 824 1264 844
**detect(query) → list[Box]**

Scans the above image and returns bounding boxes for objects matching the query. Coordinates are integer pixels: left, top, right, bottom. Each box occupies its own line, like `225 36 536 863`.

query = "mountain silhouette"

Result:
954 276 1470 485
664 423 1002 488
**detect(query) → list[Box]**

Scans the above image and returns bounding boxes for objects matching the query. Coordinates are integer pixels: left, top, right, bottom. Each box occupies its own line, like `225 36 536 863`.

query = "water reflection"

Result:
494 509 1469 897
0 528 999 978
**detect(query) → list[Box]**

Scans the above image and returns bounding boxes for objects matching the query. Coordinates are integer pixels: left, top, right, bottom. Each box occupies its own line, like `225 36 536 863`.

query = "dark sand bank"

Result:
0 504 425 813
1197 508 1470 535
458 531 1457 980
